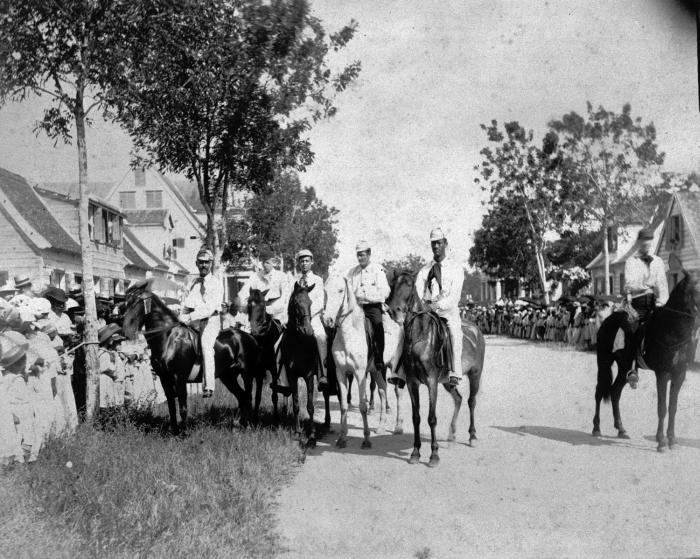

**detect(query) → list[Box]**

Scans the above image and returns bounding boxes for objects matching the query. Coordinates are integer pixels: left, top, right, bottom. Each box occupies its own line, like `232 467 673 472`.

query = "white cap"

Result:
296 249 313 260
30 297 51 317
430 228 446 241
355 240 370 252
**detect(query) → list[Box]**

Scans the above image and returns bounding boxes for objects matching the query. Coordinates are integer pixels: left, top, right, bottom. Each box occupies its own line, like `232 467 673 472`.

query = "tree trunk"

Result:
603 229 610 295
74 89 100 421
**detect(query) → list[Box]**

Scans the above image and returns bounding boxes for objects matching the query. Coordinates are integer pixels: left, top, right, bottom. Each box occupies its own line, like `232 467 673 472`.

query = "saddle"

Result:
435 315 454 373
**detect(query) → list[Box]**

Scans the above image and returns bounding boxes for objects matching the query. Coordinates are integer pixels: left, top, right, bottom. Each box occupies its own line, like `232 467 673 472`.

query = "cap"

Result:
258 248 275 262
14 276 31 289
637 227 654 241
196 248 214 262
98 323 123 345
429 228 446 242
0 283 16 296
296 249 313 260
355 240 371 253
43 286 68 304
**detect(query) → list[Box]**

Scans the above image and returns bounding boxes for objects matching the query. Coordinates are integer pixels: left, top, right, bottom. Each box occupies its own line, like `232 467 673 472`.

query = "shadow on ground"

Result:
492 424 653 450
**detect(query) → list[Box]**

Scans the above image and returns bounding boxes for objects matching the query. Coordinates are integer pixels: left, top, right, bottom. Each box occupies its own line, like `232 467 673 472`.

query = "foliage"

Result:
223 171 339 276
461 271 482 304
549 103 665 293
108 0 360 250
560 266 591 296
473 120 576 298
382 254 427 275
545 229 603 270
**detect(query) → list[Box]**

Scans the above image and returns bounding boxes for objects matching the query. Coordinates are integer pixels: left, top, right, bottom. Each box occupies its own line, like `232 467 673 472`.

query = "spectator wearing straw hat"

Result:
0 281 16 302
9 276 33 309
44 287 74 338
97 323 126 409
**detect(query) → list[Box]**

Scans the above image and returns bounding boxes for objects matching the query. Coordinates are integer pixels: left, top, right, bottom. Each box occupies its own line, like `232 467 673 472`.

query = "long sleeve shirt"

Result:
346 262 390 305
237 269 290 319
183 273 224 321
624 253 669 306
296 271 325 317
415 257 464 317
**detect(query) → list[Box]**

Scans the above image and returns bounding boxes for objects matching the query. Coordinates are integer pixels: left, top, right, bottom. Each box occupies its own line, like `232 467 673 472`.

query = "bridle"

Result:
126 291 177 338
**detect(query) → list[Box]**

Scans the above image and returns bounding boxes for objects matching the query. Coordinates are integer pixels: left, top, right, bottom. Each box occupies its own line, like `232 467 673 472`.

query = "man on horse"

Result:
179 248 224 398
623 227 669 388
347 240 391 372
415 228 464 386
295 248 329 390
238 248 290 325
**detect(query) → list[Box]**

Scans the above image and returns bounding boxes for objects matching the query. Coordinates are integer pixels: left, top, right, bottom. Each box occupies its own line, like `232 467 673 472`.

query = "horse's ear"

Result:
261 289 269 298
306 283 315 293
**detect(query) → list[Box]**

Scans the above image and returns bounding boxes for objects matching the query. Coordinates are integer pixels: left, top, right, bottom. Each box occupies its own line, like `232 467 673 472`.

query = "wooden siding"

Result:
0 210 43 281
40 196 80 239
657 199 700 273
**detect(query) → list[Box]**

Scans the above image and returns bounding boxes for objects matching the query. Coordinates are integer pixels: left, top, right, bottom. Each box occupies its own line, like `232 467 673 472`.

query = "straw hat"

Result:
0 331 29 368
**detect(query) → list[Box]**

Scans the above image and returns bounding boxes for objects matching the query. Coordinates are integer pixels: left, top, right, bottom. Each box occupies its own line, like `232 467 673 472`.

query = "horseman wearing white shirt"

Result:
623 227 669 389
238 249 290 325
347 241 390 371
415 228 464 386
179 248 223 398
295 249 329 390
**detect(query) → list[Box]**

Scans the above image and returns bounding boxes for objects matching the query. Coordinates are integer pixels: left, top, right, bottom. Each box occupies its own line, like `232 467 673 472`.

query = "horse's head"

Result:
323 274 348 328
387 270 416 324
247 288 269 336
122 279 154 340
288 283 314 337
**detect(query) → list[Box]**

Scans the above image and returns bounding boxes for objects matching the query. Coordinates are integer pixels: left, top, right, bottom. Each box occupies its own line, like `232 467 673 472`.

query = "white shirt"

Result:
48 310 73 336
238 268 290 319
347 262 390 305
296 271 324 317
183 273 224 321
624 252 669 306
415 257 464 317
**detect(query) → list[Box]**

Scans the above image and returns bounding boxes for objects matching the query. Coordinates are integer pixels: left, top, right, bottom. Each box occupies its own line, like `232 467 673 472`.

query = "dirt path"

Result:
276 336 700 558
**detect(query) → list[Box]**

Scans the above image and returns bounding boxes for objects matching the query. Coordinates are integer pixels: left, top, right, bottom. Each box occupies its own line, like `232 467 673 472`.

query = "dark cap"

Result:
43 286 68 304
637 227 654 241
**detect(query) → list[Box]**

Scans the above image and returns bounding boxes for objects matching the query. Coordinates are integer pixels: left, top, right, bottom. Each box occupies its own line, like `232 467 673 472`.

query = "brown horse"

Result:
387 271 485 466
122 279 262 433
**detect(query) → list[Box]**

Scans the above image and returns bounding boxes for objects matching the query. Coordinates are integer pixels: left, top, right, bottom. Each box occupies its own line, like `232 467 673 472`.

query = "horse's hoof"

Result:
394 426 404 435
469 434 478 447
592 429 602 438
617 431 630 440
307 438 317 449
408 455 420 465
336 438 347 448
361 440 372 449
447 434 456 443
428 455 440 468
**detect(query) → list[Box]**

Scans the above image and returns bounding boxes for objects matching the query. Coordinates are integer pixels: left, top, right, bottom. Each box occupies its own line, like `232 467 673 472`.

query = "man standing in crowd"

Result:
623 227 669 388
415 228 464 386
180 248 223 398
347 241 390 371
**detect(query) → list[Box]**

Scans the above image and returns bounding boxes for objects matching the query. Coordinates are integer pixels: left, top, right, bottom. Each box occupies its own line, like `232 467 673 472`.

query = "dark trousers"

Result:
631 293 656 324
363 303 385 366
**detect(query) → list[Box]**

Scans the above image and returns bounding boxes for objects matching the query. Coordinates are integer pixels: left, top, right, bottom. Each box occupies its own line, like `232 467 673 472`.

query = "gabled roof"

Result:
122 228 169 271
668 191 700 255
35 184 123 215
38 180 114 200
0 168 81 254
124 209 172 227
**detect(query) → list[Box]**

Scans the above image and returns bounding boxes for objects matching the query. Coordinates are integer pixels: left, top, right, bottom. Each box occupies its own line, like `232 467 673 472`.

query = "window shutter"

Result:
679 216 684 249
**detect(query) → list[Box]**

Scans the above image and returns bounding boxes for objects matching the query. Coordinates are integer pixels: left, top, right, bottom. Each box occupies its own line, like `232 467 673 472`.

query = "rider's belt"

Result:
362 303 382 309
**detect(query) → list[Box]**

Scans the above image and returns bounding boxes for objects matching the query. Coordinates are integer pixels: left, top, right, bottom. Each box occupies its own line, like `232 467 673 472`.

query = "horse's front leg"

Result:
323 388 332 431
336 369 349 448
253 368 264 423
306 377 316 448
667 368 687 449
291 374 301 437
371 366 388 435
407 380 421 464
611 372 629 439
656 371 670 452
427 377 439 467
357 370 371 449
393 379 405 435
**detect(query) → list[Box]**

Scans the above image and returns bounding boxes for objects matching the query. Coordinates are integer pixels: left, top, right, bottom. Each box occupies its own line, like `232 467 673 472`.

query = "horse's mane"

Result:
125 282 179 322
664 273 693 311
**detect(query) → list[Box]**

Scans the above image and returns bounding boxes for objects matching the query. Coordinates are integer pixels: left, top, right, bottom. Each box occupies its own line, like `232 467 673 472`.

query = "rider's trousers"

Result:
310 314 327 376
444 312 463 377
201 316 221 390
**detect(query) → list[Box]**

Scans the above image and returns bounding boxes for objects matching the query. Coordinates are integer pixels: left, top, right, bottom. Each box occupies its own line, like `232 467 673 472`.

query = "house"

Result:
0 167 83 290
655 190 700 289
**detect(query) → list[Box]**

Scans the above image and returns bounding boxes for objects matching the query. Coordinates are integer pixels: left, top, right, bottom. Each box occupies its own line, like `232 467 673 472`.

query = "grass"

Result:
0 385 306 559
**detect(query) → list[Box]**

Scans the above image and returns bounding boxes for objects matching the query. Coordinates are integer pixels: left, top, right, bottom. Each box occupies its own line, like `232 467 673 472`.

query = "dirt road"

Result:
276 336 700 558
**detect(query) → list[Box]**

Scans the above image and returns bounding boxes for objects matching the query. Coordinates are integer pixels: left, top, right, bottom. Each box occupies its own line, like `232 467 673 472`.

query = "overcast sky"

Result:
0 0 698 271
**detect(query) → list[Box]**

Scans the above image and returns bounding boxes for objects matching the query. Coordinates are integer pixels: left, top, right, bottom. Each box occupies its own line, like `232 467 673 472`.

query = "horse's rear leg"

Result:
323 388 331 431
443 383 462 443
305 378 317 448
667 368 686 449
218 374 250 426
161 380 179 435
177 381 188 434
253 371 264 423
371 367 388 435
407 380 421 464
656 371 670 452
466 369 480 446
368 375 376 412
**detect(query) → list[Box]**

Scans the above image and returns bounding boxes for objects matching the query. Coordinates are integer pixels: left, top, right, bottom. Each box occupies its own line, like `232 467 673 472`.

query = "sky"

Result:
0 0 699 271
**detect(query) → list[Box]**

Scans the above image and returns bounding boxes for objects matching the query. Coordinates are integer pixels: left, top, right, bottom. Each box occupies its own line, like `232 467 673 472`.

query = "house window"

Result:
609 275 614 294
607 226 618 253
146 190 163 208
667 215 683 250
90 203 122 247
90 204 106 243
119 191 136 209
619 273 625 295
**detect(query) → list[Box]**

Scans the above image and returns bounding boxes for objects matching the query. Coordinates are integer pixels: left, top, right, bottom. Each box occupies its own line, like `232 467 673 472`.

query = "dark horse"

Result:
122 279 262 434
278 282 331 447
593 254 700 451
387 271 486 467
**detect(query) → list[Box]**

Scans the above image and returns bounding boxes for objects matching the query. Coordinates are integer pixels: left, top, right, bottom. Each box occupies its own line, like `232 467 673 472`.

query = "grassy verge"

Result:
0 387 305 559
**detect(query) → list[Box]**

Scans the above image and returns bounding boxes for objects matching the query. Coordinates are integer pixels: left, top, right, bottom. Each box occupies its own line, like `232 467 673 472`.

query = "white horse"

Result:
324 274 389 448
